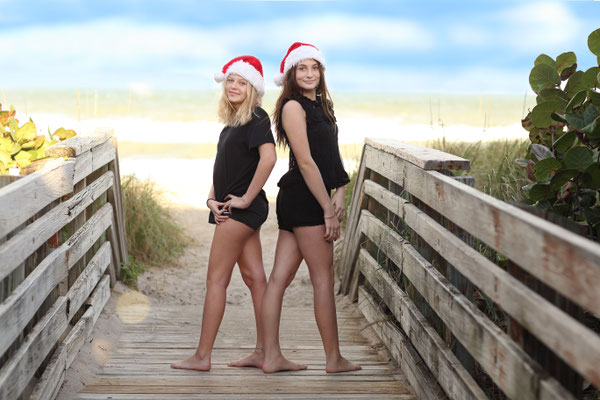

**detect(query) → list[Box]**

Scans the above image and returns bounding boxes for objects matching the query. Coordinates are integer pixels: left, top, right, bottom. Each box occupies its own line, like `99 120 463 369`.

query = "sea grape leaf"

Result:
550 169 578 191
553 131 577 153
534 157 561 180
529 183 555 201
588 28 600 56
564 146 594 171
556 52 577 74
531 101 566 128
530 64 560 93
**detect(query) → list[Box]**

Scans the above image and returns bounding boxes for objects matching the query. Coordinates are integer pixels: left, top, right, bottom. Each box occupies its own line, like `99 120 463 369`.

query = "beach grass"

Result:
424 138 530 203
120 174 191 285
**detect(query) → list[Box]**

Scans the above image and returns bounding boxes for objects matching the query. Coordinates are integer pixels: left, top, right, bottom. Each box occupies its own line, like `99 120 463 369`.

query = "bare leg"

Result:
294 225 361 373
171 219 254 371
262 230 307 373
228 229 268 368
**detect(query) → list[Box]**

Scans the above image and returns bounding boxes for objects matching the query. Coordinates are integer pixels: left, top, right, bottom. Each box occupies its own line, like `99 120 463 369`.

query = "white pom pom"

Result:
214 72 225 83
274 73 284 87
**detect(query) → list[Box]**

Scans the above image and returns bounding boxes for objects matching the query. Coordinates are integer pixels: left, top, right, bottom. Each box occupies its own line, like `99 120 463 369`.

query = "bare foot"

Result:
228 349 264 368
262 355 307 373
326 356 361 373
170 354 211 371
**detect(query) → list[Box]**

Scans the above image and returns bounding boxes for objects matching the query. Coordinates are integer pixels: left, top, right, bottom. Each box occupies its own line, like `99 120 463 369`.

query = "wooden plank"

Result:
339 145 367 293
85 274 111 326
73 150 94 184
67 275 111 365
91 138 117 171
75 394 415 400
107 141 127 276
65 202 113 270
358 286 448 400
80 381 408 395
0 297 68 400
364 178 600 388
73 138 116 184
359 210 575 400
0 247 66 358
358 249 486 400
105 216 120 286
66 242 111 320
46 127 114 158
364 144 600 316
29 344 67 400
0 171 113 282
0 203 111 358
0 158 75 238
364 138 470 171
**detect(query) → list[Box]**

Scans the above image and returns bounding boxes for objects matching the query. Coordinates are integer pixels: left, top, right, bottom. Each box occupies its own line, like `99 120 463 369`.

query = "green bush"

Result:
519 28 600 240
0 104 76 174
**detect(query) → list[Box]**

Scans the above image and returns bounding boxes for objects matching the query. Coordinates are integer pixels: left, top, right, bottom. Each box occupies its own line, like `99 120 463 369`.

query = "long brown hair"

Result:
272 62 335 146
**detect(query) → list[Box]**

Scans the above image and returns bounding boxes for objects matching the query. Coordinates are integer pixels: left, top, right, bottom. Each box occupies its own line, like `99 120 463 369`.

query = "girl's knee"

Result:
206 276 232 290
242 271 267 289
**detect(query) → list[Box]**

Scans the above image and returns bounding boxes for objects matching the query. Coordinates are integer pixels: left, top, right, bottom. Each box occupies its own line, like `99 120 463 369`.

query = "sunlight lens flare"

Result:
116 290 151 324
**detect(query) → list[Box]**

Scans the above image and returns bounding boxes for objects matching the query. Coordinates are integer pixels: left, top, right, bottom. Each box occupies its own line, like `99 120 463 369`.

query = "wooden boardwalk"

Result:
75 297 415 399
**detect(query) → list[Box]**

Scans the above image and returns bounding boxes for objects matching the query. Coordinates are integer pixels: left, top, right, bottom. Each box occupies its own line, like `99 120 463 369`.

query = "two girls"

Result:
173 44 359 374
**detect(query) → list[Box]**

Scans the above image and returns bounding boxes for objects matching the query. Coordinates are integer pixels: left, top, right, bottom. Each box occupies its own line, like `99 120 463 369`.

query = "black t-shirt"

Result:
212 106 275 202
277 95 350 190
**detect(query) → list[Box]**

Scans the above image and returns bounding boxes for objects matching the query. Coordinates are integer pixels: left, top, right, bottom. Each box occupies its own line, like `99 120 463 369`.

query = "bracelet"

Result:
324 214 336 219
206 198 216 207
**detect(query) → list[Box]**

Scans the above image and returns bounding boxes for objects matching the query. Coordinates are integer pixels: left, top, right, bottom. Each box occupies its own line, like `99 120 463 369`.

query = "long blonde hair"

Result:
217 78 262 127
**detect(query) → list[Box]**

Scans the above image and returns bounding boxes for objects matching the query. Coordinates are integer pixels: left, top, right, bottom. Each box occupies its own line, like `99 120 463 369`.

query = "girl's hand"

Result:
224 194 250 211
324 211 341 242
208 199 229 225
331 188 346 222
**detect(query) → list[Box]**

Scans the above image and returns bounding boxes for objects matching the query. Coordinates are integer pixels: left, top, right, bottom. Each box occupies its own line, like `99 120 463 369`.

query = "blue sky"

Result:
1 0 599 93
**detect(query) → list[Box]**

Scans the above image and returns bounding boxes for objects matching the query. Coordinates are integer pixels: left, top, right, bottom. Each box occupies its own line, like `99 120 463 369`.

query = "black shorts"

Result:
276 181 330 232
208 190 268 231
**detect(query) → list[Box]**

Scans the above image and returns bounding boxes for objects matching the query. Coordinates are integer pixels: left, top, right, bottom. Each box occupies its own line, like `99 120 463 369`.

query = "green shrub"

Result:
519 28 600 240
0 104 76 174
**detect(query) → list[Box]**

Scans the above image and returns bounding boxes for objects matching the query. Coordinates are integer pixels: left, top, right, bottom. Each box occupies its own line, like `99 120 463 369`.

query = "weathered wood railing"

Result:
338 138 600 400
0 128 127 400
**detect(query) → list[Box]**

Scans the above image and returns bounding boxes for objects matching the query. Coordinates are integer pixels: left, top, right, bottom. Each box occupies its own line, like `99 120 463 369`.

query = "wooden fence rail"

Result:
338 138 600 400
0 128 127 400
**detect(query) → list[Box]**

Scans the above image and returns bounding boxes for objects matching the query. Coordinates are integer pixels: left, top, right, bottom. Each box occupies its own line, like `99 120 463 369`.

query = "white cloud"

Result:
448 2 584 53
498 2 582 52
1 14 436 88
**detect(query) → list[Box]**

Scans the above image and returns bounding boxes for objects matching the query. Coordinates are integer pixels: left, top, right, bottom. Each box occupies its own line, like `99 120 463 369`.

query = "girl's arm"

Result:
225 143 277 208
281 100 339 242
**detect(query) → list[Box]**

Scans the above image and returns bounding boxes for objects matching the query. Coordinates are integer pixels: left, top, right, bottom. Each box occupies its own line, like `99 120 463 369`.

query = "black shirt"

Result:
212 106 275 202
277 95 350 190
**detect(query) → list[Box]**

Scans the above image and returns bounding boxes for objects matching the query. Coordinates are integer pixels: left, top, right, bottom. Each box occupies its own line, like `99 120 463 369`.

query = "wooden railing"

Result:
338 138 600 400
0 128 127 400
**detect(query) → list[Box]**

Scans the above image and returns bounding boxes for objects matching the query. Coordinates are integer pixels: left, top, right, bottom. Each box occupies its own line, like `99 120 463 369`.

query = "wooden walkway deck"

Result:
75 297 415 399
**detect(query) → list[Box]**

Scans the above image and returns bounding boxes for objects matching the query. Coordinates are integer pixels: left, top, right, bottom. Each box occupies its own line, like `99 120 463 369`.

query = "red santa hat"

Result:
214 55 265 96
274 42 326 87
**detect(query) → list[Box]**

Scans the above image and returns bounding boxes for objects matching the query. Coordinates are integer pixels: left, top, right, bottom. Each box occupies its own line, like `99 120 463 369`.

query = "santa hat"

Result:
274 42 326 87
214 55 265 96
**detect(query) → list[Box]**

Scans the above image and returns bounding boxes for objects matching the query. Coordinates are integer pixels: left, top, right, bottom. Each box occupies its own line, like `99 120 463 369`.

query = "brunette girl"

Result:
171 56 276 371
261 43 361 373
